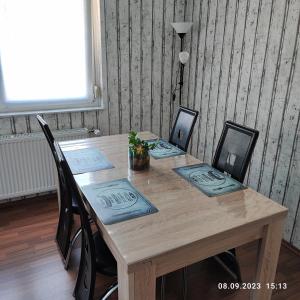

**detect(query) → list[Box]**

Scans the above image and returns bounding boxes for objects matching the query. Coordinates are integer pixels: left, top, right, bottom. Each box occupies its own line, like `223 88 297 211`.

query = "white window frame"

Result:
0 0 103 116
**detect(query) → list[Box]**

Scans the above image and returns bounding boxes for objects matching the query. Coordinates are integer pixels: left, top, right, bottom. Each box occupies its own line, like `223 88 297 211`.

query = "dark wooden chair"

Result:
55 141 118 300
212 120 259 282
174 121 260 300
161 106 199 299
36 115 81 269
212 120 259 182
169 106 199 151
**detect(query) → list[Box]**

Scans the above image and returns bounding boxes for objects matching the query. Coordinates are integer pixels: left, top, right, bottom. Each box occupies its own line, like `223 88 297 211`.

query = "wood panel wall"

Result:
185 0 300 250
98 0 186 138
0 0 299 251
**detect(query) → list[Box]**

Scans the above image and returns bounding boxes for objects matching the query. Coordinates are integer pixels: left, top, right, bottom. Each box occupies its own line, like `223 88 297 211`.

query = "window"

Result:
0 0 102 114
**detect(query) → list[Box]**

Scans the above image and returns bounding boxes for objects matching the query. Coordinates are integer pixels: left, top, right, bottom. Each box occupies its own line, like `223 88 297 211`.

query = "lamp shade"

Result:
179 51 189 64
171 22 193 34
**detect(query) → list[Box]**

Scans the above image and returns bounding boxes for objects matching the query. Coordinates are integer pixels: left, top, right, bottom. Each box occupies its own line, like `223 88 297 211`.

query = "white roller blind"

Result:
0 0 98 112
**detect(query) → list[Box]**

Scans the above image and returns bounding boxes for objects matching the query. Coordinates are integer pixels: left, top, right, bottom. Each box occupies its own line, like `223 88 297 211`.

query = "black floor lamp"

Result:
171 22 193 105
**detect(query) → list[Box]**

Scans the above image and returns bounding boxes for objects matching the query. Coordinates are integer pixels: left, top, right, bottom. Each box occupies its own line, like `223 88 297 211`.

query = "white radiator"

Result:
0 128 89 202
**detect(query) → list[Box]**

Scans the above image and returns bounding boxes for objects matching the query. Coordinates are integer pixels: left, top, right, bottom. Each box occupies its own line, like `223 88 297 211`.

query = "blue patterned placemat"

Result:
147 139 186 159
81 178 158 225
63 148 114 175
173 163 246 197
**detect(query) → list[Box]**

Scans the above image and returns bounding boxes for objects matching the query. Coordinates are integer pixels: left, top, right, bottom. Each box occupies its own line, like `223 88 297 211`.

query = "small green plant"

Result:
128 131 157 157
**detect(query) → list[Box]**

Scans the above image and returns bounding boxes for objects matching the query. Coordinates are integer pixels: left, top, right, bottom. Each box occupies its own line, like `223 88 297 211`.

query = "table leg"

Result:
118 261 156 300
251 218 284 300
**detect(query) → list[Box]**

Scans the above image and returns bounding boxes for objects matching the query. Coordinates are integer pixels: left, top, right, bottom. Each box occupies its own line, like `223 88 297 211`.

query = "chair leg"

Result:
99 282 118 300
222 250 242 282
214 250 242 282
228 251 242 283
160 275 166 300
182 267 188 300
65 227 82 270
161 269 188 300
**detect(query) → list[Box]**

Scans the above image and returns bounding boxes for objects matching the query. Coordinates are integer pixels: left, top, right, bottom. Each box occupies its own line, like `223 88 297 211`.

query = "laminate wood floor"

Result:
0 195 299 300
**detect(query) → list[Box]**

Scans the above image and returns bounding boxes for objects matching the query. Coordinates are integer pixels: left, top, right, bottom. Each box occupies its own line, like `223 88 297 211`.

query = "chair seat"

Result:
93 232 117 277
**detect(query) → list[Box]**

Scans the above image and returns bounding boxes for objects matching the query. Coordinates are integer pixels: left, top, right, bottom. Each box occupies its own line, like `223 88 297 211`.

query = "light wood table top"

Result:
60 132 288 300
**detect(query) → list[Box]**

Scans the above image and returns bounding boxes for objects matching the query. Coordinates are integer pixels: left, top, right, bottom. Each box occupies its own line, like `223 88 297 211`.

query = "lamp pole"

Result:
178 33 185 106
170 22 192 106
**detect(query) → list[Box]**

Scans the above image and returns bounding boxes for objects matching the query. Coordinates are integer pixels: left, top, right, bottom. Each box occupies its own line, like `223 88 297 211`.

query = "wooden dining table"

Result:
59 132 287 300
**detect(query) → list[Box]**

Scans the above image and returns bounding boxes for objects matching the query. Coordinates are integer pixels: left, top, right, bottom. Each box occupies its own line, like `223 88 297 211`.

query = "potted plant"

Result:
128 131 157 171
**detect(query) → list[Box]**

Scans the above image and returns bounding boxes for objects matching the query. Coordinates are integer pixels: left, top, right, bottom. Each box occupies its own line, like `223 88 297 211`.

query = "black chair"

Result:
169 106 198 151
36 115 81 269
212 120 259 282
55 141 118 300
175 121 259 300
212 120 259 182
160 106 198 300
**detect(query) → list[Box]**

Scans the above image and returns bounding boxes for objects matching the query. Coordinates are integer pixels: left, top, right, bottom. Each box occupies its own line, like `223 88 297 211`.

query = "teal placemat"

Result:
81 178 158 225
147 139 186 159
63 148 114 175
173 163 246 197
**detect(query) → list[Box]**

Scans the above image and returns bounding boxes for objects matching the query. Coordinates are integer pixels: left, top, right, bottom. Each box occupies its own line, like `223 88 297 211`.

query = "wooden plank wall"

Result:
186 0 300 250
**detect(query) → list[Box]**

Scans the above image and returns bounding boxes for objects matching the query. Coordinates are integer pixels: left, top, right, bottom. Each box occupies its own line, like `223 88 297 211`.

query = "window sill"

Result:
0 106 104 118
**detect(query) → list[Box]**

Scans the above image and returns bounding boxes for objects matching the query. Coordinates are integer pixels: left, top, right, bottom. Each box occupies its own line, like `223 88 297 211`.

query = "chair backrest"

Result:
36 115 55 152
36 115 63 192
212 121 259 183
169 106 199 151
57 142 96 300
36 115 73 259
